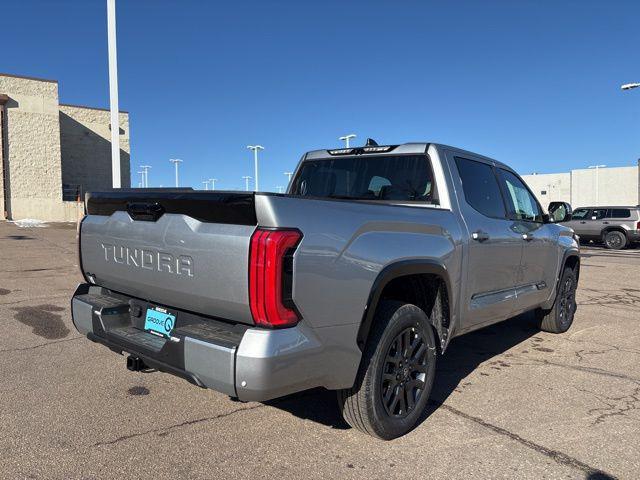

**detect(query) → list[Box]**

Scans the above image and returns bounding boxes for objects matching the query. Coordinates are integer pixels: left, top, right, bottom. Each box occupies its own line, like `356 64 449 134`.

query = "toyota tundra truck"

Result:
72 141 580 439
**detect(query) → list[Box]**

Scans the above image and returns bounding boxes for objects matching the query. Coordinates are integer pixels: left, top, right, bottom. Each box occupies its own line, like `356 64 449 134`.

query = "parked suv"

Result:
562 206 640 249
72 141 580 439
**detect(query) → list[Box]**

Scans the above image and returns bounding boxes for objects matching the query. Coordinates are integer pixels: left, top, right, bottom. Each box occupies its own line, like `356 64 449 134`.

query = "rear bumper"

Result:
627 230 640 242
71 284 359 401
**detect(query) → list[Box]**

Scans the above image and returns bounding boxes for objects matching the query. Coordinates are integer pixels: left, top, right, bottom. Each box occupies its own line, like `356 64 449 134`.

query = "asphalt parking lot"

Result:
1 222 638 480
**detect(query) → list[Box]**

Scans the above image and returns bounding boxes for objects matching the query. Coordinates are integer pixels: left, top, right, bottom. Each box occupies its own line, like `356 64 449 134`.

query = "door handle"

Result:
522 233 534 241
471 231 490 242
602 221 609 224
580 221 586 224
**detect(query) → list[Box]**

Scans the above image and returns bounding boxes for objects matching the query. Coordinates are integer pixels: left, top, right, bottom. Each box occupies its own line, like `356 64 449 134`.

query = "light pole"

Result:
137 170 144 188
621 83 640 91
339 134 356 148
284 171 293 183
247 145 264 191
169 158 183 187
242 176 252 192
202 180 210 190
107 0 121 188
588 164 607 206
276 186 284 193
140 165 151 188
209 178 218 191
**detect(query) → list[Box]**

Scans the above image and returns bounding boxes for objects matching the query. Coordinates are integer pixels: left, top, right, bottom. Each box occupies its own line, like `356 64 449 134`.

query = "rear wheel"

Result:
538 266 577 333
337 301 437 440
604 230 627 250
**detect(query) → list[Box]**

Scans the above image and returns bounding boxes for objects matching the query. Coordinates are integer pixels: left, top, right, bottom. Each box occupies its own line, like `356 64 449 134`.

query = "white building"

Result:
522 162 640 208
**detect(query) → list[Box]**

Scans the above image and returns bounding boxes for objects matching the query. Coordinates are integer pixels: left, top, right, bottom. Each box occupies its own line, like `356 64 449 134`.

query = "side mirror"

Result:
548 202 572 223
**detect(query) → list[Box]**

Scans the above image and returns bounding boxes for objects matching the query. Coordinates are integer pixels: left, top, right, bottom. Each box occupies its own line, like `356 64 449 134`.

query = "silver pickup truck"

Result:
72 141 580 439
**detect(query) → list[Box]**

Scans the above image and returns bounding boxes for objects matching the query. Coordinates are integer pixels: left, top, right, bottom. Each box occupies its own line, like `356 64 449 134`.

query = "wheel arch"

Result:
601 226 628 238
562 250 580 283
356 260 453 354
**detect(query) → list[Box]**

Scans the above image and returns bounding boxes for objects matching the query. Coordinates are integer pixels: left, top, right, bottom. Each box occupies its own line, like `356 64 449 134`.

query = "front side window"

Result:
290 155 436 202
572 208 590 220
455 157 505 218
498 169 543 222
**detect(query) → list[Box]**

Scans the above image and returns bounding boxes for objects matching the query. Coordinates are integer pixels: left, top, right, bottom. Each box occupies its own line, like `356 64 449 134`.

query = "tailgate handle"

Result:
126 202 165 221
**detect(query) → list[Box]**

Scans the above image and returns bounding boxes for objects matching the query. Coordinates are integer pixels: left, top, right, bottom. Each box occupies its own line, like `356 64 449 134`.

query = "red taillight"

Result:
637 221 640 230
249 228 302 328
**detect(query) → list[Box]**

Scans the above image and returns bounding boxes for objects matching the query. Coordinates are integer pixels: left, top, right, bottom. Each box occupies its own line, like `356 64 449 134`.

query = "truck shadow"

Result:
265 311 540 431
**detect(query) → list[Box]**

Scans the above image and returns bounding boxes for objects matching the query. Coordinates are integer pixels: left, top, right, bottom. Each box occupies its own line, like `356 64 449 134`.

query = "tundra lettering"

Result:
100 243 194 276
74 141 580 440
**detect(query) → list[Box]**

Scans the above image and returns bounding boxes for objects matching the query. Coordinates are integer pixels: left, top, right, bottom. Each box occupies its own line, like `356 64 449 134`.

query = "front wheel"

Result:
337 301 437 440
538 266 577 333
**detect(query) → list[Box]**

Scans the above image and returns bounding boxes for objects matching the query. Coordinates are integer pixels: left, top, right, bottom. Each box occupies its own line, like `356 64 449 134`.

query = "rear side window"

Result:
608 209 631 218
591 209 607 220
455 157 505 218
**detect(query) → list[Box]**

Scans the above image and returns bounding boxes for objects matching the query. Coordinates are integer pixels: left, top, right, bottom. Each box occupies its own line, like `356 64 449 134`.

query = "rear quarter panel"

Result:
255 195 464 334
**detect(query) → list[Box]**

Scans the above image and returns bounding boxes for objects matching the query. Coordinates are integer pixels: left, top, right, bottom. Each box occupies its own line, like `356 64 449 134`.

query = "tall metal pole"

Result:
107 0 121 188
254 149 258 191
284 171 293 182
170 159 182 187
247 145 264 191
339 134 356 148
242 176 252 192
209 178 218 191
140 165 151 188
137 171 144 188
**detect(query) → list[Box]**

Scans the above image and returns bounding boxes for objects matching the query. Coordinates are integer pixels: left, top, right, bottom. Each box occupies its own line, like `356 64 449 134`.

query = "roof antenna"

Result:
365 138 379 146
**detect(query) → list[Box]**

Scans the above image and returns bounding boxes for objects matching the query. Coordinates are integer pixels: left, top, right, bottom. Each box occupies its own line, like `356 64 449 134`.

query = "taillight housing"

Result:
637 221 640 230
249 228 302 328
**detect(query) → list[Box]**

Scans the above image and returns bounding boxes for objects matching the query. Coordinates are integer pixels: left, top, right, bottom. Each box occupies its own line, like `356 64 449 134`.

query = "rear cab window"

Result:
290 154 437 203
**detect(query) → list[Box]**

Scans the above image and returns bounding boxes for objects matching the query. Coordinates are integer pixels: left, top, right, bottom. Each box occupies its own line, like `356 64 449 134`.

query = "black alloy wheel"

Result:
557 274 576 330
380 326 429 418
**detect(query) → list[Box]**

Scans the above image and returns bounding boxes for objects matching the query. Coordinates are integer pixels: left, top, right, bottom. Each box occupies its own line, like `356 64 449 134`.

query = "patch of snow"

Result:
9 218 49 228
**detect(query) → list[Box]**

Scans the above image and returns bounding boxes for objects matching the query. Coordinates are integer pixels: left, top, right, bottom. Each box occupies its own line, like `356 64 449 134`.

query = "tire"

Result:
603 230 627 250
538 266 577 334
337 301 437 440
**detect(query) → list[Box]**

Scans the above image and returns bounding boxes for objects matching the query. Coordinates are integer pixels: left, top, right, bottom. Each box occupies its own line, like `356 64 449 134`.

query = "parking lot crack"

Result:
510 355 640 385
577 386 640 426
92 403 265 447
431 400 617 478
0 336 82 354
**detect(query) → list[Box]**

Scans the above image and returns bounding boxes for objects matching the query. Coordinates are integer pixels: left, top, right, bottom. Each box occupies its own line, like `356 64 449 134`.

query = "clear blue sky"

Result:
3 0 640 191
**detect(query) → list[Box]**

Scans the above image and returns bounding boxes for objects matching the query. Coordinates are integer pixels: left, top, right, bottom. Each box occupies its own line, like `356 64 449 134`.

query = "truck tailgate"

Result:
80 191 257 325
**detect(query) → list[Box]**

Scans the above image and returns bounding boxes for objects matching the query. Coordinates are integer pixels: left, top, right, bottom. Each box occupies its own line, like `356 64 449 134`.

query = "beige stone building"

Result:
0 73 130 221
